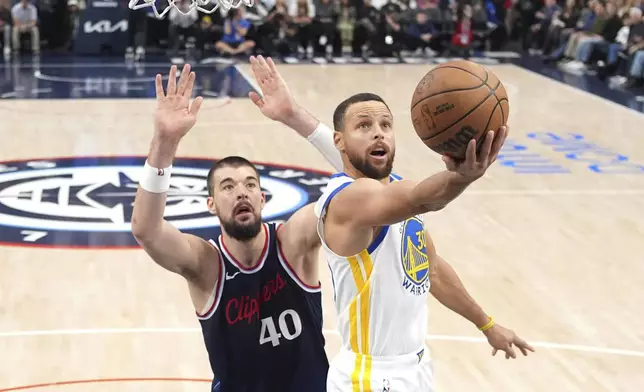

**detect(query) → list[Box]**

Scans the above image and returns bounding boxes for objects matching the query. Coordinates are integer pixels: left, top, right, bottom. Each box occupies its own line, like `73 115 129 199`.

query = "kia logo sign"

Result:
83 20 128 34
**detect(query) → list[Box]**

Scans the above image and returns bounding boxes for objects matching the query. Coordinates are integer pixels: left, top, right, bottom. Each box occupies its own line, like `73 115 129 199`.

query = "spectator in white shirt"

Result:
11 0 39 54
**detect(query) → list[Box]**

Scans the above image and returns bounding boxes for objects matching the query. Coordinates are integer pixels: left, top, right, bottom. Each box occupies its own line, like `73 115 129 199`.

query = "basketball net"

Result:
128 0 254 19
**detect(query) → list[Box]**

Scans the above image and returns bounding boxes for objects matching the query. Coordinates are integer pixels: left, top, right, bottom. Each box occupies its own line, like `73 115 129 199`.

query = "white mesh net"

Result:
128 0 254 19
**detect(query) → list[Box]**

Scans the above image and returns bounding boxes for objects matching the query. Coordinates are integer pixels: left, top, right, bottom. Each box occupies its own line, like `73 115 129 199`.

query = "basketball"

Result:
410 59 509 159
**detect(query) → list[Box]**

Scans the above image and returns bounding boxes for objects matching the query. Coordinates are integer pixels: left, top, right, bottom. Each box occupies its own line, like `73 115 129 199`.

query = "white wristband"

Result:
139 160 172 193
306 122 343 172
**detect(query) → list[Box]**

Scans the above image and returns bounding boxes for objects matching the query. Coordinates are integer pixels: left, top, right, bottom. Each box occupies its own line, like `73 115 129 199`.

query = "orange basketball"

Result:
410 60 509 159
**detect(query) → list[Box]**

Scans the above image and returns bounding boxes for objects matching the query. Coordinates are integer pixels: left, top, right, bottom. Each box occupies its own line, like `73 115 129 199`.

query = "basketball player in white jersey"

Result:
248 55 535 392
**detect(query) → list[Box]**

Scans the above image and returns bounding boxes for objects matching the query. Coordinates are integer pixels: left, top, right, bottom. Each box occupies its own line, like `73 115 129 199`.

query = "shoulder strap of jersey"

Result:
314 173 354 220
265 222 279 261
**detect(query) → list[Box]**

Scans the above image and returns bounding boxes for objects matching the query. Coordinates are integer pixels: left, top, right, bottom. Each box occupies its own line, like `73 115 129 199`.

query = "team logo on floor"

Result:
0 157 330 248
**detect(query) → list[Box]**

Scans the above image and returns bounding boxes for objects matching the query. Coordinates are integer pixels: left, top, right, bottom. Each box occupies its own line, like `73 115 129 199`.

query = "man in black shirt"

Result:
374 0 403 56
352 0 379 56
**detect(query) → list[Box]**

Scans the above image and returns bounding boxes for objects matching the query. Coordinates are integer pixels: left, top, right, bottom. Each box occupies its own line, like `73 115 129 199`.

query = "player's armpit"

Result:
276 203 320 287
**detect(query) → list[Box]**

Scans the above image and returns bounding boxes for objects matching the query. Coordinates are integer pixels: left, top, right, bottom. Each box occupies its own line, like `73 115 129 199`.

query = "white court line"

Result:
0 327 643 358
33 71 158 84
233 63 261 93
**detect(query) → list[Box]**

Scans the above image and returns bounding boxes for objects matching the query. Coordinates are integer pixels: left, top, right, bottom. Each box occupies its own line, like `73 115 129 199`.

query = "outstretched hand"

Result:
443 126 508 180
483 323 535 359
154 64 203 141
248 55 297 123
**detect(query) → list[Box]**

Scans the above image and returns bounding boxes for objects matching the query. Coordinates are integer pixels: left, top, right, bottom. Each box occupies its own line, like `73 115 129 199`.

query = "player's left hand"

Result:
483 323 535 359
248 55 297 123
443 125 509 181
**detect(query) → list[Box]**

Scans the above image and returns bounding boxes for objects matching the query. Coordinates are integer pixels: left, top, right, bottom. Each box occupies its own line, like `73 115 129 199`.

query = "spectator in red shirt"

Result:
450 3 474 58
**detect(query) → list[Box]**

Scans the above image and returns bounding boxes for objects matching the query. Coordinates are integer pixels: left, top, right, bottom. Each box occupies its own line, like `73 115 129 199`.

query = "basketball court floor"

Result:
0 57 643 391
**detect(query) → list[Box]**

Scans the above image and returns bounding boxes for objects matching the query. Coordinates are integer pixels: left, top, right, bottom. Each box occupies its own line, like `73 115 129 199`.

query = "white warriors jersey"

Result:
314 173 431 357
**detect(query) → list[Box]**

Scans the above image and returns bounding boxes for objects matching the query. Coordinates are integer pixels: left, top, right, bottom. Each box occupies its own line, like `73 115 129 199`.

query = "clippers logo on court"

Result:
400 216 430 296
0 157 330 248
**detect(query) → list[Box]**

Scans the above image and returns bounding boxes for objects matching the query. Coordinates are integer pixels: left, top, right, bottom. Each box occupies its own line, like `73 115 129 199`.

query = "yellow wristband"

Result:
479 316 495 332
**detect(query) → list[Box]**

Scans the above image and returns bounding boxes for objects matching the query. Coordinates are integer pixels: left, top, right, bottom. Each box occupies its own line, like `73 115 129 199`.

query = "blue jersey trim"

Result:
367 225 389 254
321 181 351 216
330 172 348 179
389 173 402 181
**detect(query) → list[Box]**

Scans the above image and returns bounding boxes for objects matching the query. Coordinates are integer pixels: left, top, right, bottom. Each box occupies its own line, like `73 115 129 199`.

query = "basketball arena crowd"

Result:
1 0 644 89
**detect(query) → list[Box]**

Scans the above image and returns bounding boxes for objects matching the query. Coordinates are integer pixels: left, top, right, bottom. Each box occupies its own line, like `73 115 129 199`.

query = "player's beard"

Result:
220 213 263 242
346 149 395 180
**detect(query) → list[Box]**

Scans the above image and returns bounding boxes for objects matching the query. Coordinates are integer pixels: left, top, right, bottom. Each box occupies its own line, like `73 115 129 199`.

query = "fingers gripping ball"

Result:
410 60 509 159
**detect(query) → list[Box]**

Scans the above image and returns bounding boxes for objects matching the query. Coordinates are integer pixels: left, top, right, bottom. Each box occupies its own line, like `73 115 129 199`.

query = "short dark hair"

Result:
332 93 391 132
207 156 260 196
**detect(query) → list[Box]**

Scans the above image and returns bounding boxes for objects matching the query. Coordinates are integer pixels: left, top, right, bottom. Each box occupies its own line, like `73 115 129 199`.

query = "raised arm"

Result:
131 65 214 287
275 203 321 288
425 230 535 359
247 55 343 171
328 128 507 228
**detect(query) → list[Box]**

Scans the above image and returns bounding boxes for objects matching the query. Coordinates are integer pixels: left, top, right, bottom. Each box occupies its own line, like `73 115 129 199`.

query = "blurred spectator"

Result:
515 0 543 51
198 13 224 55
596 7 642 78
291 0 315 54
168 0 199 57
126 8 148 60
525 0 560 50
11 0 39 54
484 0 508 50
541 0 581 55
449 3 474 57
544 0 607 61
352 0 379 56
404 11 437 54
415 0 438 9
66 0 84 50
255 0 288 47
374 0 403 57
312 0 341 57
335 0 357 48
615 0 633 17
1 0 10 56
561 0 608 60
259 0 299 56
215 7 256 55
562 0 621 69
264 0 290 25
620 11 644 86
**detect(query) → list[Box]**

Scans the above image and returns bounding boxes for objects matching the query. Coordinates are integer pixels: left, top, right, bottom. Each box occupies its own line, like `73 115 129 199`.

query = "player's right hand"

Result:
442 125 508 181
154 64 203 142
248 55 298 123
